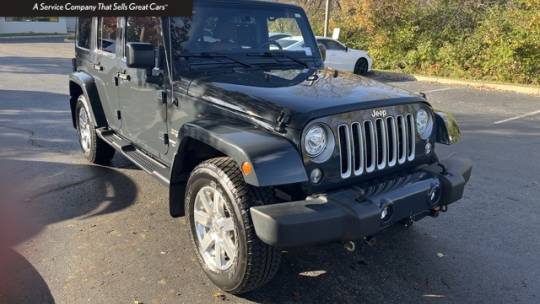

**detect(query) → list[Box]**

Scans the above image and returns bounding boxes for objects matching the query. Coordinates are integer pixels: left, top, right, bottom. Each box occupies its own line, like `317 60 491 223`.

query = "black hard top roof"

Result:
195 0 303 10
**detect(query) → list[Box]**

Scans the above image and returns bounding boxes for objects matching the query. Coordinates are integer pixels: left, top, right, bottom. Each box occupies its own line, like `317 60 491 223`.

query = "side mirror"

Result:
318 43 327 61
126 42 155 69
345 46 349 52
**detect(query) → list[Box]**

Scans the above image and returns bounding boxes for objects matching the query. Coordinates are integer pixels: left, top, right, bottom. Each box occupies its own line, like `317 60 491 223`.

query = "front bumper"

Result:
250 156 472 248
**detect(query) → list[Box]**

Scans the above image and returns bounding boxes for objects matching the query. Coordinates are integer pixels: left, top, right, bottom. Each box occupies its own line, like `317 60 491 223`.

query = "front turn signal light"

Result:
241 162 253 176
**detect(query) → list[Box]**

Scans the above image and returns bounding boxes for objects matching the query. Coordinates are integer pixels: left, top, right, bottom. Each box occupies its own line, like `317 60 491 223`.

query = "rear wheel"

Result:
354 58 369 75
185 157 281 294
76 96 115 164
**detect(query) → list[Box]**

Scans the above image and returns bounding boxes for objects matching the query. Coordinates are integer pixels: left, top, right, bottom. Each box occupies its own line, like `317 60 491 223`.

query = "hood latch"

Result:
275 110 291 133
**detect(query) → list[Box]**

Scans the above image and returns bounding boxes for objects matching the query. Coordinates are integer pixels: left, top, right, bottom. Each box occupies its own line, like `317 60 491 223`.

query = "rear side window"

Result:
126 17 162 47
77 17 92 49
323 39 346 51
98 17 118 54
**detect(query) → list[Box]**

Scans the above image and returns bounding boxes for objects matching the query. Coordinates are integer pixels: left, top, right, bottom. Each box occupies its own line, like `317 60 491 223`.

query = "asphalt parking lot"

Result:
0 38 539 304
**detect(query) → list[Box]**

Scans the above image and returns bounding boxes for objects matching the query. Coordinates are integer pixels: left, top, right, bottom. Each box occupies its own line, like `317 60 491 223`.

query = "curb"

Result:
0 34 68 40
413 75 540 96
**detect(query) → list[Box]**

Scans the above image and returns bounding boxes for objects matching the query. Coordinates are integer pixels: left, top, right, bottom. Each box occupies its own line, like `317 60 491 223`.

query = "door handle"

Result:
93 64 103 71
117 72 131 81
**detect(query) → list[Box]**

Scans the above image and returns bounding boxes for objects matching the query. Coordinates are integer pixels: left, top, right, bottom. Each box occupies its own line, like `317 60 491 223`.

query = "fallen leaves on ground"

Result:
213 291 226 301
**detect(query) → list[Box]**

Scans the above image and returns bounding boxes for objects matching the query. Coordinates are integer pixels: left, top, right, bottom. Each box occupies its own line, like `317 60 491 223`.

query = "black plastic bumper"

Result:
250 156 472 248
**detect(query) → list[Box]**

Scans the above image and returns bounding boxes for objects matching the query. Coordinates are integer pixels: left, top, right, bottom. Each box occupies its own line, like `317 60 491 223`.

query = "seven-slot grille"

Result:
337 114 416 179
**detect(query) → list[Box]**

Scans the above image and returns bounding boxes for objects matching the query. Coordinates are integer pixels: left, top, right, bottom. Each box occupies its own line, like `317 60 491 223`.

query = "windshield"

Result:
169 2 320 76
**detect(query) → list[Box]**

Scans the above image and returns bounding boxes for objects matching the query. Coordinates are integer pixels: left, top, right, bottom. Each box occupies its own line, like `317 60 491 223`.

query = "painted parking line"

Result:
423 87 455 93
493 110 540 125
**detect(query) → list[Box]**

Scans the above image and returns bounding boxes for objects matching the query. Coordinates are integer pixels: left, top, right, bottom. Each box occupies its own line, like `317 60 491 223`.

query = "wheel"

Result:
354 58 369 75
185 157 281 294
76 95 115 164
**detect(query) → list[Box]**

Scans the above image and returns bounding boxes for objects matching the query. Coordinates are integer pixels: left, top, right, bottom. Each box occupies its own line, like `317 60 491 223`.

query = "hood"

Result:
186 68 425 130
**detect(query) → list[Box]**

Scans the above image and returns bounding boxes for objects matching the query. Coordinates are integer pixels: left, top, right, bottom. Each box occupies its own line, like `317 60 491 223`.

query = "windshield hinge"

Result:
158 90 167 105
163 133 169 145
275 110 291 133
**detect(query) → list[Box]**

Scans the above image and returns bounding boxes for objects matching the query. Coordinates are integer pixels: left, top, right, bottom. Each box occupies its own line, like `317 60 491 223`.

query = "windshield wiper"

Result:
247 51 309 69
177 52 254 69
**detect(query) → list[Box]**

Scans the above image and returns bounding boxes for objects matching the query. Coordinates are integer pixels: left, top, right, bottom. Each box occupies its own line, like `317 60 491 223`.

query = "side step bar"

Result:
96 128 170 186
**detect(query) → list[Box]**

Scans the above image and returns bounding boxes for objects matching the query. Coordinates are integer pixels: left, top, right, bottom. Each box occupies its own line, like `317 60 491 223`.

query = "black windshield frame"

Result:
167 2 322 78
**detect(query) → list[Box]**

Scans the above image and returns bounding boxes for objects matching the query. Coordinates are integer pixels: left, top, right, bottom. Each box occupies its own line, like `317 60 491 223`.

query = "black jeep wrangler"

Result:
69 0 472 294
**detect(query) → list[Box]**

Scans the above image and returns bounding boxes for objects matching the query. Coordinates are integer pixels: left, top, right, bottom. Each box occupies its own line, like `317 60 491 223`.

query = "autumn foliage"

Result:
291 0 540 85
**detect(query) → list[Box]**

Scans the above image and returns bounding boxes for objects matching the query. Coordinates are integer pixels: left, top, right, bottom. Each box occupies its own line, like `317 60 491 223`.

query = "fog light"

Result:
380 205 393 222
381 207 389 220
310 168 323 184
427 182 442 205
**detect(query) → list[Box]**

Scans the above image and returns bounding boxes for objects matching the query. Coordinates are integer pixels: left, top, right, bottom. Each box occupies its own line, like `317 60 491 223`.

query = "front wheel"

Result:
185 157 281 294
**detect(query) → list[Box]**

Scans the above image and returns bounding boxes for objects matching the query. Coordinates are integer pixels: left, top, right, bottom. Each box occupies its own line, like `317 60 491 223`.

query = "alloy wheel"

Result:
194 184 238 272
78 107 91 153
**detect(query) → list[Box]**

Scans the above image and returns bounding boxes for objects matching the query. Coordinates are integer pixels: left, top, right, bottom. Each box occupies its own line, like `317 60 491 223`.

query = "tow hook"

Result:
364 236 377 247
401 218 414 228
344 241 356 252
430 205 448 217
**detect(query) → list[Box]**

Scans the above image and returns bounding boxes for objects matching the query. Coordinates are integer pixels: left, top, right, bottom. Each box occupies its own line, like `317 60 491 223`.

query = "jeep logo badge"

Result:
371 109 387 118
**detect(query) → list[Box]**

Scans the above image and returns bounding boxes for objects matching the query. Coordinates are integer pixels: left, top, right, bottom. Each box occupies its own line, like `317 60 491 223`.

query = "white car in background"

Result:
316 37 373 75
273 36 315 56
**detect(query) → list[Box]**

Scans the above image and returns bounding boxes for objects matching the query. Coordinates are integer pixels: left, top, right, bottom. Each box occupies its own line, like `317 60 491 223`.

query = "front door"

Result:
92 17 122 130
117 17 168 158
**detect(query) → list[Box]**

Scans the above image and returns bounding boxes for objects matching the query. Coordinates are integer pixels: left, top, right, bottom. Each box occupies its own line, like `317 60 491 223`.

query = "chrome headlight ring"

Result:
303 123 335 163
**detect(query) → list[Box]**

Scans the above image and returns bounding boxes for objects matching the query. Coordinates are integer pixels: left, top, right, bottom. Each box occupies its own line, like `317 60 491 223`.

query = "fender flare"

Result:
69 72 108 128
175 120 308 187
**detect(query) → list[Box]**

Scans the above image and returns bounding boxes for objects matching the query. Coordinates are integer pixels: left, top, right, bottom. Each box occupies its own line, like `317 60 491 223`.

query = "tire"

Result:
354 58 369 75
185 157 281 294
75 95 115 164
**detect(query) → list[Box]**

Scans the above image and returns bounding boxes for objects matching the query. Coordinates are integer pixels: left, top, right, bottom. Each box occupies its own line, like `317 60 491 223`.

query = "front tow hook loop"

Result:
401 218 414 228
344 241 356 252
364 236 377 247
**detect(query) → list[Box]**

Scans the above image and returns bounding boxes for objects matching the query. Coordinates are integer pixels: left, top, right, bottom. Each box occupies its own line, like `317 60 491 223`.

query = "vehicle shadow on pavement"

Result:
0 159 139 304
0 89 80 153
244 226 443 304
0 57 72 75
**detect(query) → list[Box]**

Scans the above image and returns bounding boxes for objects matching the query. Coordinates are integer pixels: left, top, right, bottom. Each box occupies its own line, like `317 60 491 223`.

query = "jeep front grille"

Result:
338 114 416 179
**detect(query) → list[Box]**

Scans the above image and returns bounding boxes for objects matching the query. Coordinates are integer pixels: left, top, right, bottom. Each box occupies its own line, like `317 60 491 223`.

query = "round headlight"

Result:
416 109 434 139
304 125 327 158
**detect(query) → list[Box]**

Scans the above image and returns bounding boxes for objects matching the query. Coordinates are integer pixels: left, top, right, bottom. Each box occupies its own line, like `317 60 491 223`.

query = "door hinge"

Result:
117 110 122 120
163 133 169 145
